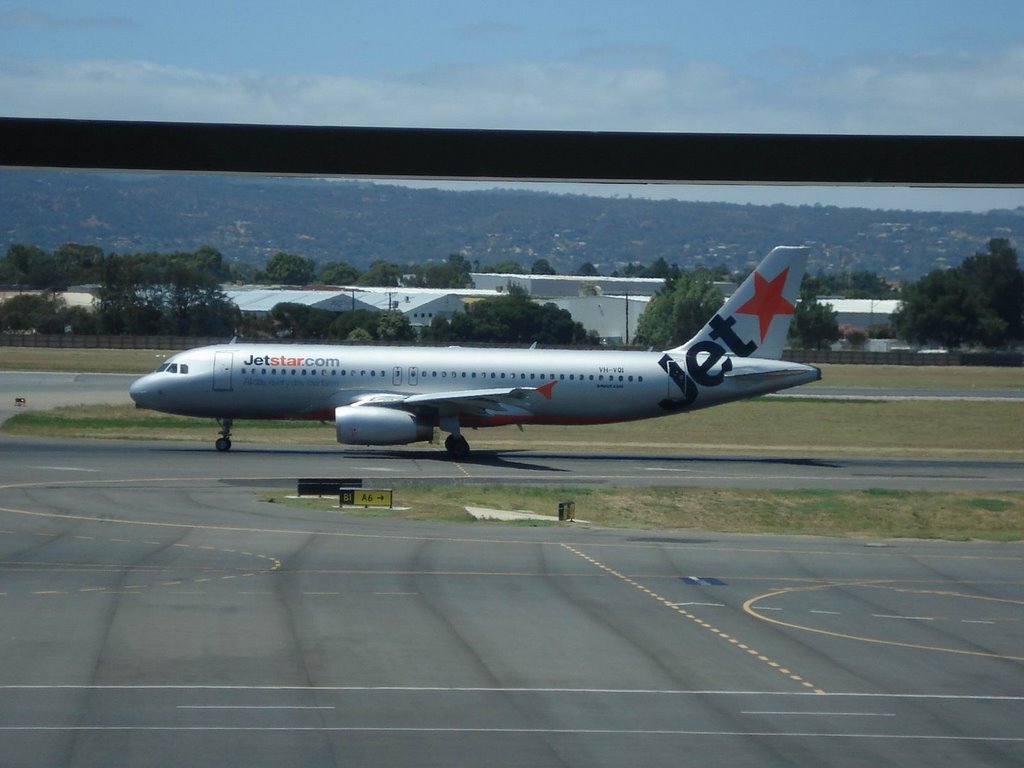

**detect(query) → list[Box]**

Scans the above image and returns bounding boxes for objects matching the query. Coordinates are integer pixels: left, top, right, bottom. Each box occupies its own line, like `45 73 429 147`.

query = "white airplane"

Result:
129 245 820 459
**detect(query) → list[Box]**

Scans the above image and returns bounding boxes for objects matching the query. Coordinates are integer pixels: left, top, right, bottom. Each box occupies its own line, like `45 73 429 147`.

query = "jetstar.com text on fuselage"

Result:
242 354 342 368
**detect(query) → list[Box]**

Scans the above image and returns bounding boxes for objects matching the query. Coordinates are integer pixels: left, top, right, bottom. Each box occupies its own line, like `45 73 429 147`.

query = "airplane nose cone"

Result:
129 376 153 408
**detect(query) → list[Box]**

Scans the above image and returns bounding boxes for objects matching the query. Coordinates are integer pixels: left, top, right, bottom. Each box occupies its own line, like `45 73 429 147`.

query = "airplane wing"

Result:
352 381 556 419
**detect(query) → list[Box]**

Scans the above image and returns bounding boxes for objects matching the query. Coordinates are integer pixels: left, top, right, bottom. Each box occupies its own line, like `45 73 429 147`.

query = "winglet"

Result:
667 245 809 360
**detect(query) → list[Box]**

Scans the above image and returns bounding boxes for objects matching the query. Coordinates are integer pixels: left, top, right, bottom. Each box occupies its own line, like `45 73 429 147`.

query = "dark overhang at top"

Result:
1 116 1022 186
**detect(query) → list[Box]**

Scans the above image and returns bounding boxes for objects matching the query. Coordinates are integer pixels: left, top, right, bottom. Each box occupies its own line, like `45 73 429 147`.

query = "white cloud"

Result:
1 44 1022 136
0 9 133 30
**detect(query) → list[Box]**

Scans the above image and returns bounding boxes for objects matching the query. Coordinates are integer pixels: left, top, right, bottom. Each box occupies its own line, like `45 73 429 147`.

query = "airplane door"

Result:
213 351 234 391
392 366 402 386
409 366 418 386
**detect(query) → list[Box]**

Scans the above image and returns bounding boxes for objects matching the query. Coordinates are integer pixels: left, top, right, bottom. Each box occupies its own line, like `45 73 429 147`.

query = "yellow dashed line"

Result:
561 543 825 694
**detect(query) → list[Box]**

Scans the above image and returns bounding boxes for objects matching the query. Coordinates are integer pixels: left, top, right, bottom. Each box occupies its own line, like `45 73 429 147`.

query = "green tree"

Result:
262 252 316 285
893 268 972 348
893 239 1022 348
802 270 896 299
633 268 723 349
530 258 556 275
480 260 524 274
319 261 361 285
327 309 381 340
269 303 336 339
0 293 65 333
645 257 680 281
0 244 57 288
357 260 403 287
53 243 104 289
789 294 841 350
95 254 162 334
407 254 472 289
960 238 1023 345
346 327 373 342
375 309 416 341
617 259 681 281
161 260 238 335
164 246 232 281
0 293 101 334
60 305 100 334
426 291 590 345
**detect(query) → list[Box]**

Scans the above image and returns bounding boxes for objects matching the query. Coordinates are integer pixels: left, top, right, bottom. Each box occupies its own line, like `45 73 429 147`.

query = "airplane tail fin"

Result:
667 245 809 359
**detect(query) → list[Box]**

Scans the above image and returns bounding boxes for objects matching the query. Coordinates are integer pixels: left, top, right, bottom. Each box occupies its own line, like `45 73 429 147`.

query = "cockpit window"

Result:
155 362 183 374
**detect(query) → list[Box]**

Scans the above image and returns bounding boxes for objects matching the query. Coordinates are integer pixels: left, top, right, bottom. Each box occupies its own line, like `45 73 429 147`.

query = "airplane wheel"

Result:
444 434 470 460
215 437 232 452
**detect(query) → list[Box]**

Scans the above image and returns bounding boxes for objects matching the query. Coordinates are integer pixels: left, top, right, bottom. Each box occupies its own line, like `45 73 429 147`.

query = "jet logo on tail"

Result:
658 246 809 412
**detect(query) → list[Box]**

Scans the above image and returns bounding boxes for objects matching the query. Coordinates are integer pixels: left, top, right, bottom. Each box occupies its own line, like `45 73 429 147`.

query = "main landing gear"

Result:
215 418 233 452
444 433 470 461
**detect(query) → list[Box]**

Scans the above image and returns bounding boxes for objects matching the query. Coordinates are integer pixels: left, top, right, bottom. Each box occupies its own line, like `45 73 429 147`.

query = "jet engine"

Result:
335 405 433 446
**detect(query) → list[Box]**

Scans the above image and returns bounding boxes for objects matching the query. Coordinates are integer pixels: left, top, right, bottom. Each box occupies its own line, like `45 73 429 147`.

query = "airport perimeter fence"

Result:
0 334 227 350
2 334 1022 366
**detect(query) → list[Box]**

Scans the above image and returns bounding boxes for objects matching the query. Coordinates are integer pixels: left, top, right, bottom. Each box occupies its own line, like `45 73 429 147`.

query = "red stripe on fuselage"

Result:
287 408 650 428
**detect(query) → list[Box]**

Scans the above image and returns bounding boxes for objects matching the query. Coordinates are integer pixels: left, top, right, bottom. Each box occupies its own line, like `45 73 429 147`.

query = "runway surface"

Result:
0 435 1021 767
0 371 1021 492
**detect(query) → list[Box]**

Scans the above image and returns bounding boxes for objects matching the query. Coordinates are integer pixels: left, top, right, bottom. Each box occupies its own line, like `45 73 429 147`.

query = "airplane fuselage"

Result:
133 343 670 424
129 341 818 426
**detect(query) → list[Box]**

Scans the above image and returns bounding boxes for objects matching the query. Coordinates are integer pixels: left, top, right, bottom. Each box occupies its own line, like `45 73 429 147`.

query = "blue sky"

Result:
2 1 1023 211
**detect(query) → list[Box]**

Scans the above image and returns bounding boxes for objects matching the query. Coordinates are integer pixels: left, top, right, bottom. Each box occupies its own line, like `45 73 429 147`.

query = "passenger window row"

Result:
238 367 643 383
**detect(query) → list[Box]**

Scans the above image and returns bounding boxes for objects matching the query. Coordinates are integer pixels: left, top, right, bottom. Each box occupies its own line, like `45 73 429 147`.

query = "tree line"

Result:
631 239 1021 351
1 239 1020 349
0 245 593 344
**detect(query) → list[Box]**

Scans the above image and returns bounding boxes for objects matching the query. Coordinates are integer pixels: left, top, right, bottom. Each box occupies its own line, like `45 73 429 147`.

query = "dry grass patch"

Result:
283 484 1024 540
4 397 1022 459
1 347 173 374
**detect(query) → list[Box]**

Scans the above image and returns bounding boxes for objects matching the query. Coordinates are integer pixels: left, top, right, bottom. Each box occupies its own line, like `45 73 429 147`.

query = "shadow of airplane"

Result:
161 442 839 471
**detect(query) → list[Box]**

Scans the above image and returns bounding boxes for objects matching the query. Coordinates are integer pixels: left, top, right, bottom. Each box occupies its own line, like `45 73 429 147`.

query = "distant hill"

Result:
1 170 1020 280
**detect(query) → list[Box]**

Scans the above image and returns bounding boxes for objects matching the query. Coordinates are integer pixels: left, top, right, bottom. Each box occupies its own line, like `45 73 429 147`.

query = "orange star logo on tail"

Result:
735 267 795 342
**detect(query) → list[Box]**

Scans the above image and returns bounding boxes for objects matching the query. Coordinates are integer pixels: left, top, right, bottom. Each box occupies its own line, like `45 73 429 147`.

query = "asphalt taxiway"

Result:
0 435 1021 767
0 371 1021 766
5 434 1024 492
